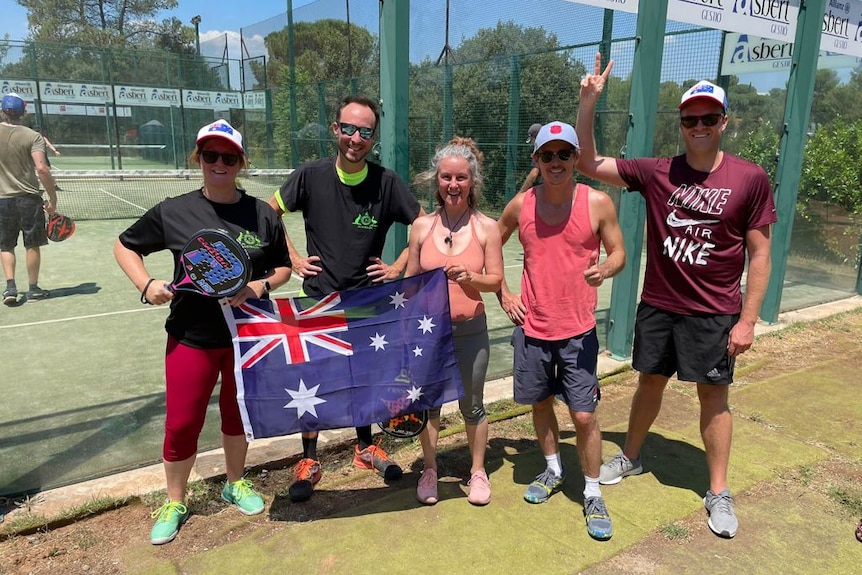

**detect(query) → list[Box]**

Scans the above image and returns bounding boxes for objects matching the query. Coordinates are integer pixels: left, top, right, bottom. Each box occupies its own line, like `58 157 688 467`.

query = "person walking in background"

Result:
114 119 292 545
516 122 543 195
0 93 58 305
32 126 62 190
497 121 625 540
576 54 776 539
32 126 60 162
406 136 503 506
268 95 423 503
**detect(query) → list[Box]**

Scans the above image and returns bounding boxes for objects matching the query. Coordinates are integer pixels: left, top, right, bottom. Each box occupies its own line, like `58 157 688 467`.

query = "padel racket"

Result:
46 212 75 242
169 229 251 297
377 410 429 439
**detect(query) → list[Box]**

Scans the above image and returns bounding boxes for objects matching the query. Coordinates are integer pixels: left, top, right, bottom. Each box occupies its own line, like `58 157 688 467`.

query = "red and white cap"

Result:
195 119 244 154
679 80 728 111
533 121 579 153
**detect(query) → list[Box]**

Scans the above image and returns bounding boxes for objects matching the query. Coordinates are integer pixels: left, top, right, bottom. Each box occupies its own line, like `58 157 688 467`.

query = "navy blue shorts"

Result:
632 302 737 385
511 326 600 412
0 195 48 250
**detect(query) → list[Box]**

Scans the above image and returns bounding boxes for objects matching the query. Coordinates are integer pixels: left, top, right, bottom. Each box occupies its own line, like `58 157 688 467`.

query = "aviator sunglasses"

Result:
339 122 375 140
679 113 724 129
201 150 240 166
537 149 575 163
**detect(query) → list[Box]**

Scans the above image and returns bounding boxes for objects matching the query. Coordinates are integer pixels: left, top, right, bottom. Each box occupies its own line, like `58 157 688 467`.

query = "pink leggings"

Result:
163 337 244 462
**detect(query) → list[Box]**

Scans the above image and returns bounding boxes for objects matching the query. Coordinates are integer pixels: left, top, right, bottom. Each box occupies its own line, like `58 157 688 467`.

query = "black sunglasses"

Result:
339 122 375 140
537 149 575 163
201 150 240 166
679 113 724 129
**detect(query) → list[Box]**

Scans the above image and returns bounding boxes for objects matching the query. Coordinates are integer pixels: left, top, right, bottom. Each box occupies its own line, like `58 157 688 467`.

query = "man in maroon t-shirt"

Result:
575 54 776 539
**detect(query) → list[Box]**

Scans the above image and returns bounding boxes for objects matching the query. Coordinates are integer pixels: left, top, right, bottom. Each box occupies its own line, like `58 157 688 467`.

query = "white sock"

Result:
583 475 602 499
544 453 562 476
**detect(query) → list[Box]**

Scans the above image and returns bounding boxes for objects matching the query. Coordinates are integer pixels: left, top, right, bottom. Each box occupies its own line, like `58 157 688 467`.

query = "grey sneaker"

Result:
2 288 18 306
523 466 565 504
704 488 738 538
599 452 643 485
584 496 613 540
28 286 50 300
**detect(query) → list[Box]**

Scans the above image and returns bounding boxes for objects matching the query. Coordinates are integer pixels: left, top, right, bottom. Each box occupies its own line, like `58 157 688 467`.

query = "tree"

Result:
16 0 182 47
256 19 379 167
408 22 587 210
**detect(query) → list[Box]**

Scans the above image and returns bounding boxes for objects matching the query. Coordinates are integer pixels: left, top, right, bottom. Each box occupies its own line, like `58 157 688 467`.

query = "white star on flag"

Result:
370 332 388 351
389 291 408 309
412 346 423 357
418 315 436 334
284 379 326 418
406 385 424 402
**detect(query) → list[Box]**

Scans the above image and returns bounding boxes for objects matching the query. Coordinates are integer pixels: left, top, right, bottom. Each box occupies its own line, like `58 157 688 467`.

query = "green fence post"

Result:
506 55 521 200
605 1 668 359
317 82 328 159
287 0 300 167
443 63 453 142
760 0 826 323
380 0 410 267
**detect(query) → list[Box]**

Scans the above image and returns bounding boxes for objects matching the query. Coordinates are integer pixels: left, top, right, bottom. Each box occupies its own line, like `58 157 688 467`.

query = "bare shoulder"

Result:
473 210 502 243
409 211 436 240
587 186 615 210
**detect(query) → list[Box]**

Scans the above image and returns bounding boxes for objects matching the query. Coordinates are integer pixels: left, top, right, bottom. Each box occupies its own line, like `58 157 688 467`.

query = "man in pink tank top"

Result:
497 121 625 540
576 55 776 540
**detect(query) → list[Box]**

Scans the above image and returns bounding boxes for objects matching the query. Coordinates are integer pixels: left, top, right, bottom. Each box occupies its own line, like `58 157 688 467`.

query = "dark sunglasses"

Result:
339 122 375 140
201 150 240 166
679 113 724 129
537 149 575 163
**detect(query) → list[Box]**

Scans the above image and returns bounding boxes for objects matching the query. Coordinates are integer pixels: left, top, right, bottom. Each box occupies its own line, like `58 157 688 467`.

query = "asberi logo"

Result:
729 33 793 68
79 84 110 100
732 0 792 36
822 1 852 49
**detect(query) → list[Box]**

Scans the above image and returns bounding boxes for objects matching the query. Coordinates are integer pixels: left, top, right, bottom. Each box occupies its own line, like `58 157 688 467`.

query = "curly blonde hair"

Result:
414 136 485 207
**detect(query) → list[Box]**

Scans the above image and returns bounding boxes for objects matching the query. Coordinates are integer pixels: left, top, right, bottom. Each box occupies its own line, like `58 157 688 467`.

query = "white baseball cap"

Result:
533 121 579 153
196 119 244 154
679 80 728 111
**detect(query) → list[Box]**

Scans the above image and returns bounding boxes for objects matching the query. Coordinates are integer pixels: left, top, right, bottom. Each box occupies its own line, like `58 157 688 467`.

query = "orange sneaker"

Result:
288 458 322 502
353 444 403 480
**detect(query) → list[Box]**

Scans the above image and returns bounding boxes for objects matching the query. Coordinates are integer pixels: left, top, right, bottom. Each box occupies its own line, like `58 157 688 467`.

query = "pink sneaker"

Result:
416 468 438 505
467 470 491 506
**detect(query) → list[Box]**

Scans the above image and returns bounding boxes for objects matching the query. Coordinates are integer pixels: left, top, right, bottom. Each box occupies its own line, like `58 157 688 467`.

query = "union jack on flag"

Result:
222 268 463 440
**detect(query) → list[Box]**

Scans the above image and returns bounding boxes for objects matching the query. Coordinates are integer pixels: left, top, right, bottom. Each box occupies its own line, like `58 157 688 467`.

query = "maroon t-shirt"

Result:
617 153 777 315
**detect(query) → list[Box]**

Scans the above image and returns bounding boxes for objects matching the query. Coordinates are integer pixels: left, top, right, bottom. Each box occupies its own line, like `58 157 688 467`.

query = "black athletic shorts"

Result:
511 326 600 412
0 195 48 250
632 301 737 385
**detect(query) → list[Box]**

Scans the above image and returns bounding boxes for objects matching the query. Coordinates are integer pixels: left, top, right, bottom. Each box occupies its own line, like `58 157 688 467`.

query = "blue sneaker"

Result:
584 496 613 540
150 500 189 545
523 466 565 504
221 478 265 515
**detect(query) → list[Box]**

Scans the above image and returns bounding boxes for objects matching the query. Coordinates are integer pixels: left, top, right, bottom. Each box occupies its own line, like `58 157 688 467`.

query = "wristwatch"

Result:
260 279 271 295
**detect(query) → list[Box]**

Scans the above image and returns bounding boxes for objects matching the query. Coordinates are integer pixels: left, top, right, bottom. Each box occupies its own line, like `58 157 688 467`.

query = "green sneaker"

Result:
150 500 188 545
221 478 265 515
523 466 565 504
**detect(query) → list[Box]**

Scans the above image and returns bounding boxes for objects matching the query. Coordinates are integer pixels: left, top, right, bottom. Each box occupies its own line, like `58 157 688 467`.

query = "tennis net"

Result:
52 169 293 220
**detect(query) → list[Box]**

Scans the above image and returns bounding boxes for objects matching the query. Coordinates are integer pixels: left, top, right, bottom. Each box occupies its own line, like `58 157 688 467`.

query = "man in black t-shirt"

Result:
269 95 422 503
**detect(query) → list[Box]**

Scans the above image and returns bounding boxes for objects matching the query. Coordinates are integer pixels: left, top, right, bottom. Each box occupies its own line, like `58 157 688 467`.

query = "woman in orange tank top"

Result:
406 137 504 506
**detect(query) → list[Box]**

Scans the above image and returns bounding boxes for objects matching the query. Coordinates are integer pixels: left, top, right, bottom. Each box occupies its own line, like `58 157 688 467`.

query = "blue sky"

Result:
0 0 820 94
1 1 310 47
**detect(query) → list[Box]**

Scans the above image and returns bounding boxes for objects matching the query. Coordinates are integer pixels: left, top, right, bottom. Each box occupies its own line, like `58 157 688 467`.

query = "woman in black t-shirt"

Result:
114 120 291 545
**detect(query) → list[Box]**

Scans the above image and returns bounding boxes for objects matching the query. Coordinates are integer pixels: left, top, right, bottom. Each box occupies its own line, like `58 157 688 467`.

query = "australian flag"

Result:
221 268 463 440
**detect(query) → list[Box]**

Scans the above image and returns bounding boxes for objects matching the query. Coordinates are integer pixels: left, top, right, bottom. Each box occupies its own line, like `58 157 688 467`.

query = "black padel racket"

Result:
169 229 251 297
378 410 429 439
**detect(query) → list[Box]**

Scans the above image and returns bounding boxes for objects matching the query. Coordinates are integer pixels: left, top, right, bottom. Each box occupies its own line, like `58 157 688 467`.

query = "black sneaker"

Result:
3 288 18 306
28 286 50 300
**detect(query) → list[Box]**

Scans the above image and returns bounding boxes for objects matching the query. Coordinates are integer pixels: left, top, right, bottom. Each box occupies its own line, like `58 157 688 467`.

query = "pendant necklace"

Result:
443 208 470 247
